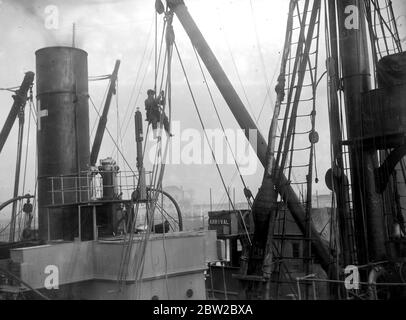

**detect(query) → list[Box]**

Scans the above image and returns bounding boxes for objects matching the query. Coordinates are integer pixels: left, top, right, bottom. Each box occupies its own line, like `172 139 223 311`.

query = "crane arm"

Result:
0 72 34 154
90 60 121 166
166 0 335 274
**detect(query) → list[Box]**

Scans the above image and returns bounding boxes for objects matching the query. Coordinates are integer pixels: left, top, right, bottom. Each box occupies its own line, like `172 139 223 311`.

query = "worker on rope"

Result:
155 0 165 15
145 89 171 139
21 198 33 240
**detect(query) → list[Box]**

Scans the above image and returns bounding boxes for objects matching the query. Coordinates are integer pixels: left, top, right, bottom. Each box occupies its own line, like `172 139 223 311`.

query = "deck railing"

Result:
46 171 152 206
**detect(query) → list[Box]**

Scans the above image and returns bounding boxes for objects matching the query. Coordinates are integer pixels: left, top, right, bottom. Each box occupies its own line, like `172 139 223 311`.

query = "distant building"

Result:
206 201 331 300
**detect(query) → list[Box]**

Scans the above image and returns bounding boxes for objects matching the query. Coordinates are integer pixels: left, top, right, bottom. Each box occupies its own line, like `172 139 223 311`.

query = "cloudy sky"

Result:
0 0 405 220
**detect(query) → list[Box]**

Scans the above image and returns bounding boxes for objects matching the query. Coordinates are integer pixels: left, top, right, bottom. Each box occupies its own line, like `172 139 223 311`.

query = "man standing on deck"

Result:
144 89 171 139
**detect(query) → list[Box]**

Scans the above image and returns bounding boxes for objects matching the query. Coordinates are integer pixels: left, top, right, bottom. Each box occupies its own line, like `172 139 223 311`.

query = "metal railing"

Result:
47 171 152 206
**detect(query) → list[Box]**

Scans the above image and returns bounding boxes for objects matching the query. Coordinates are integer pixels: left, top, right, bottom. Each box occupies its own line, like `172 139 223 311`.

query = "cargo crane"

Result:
0 0 404 300
0 72 35 243
162 0 406 299
0 41 205 300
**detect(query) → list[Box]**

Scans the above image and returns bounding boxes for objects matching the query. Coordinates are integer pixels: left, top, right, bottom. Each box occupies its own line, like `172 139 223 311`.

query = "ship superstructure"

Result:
0 45 218 300
1 0 406 300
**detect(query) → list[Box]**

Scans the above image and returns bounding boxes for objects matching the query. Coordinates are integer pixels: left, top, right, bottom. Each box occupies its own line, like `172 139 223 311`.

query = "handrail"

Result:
0 266 50 300
0 194 33 212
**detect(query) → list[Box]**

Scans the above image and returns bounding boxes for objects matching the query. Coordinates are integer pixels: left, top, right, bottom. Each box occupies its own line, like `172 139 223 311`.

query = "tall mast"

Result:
90 60 121 167
165 0 334 274
326 0 356 267
336 0 386 263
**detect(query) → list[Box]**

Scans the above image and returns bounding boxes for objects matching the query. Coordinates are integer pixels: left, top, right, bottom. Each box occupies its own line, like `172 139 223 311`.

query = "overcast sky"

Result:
0 0 405 220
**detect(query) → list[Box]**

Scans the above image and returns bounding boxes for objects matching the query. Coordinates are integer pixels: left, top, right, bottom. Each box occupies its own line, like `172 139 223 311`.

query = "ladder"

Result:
365 0 403 61
271 0 322 300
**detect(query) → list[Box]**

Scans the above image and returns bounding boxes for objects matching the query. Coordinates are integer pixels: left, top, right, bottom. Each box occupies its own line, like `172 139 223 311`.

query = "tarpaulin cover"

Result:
377 52 406 88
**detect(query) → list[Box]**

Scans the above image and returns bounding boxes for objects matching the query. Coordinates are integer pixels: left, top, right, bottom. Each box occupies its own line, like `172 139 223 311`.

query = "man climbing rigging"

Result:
21 198 34 240
144 89 171 139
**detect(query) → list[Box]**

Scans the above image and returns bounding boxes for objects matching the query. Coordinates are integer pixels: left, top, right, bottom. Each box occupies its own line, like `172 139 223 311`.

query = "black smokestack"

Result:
36 46 90 241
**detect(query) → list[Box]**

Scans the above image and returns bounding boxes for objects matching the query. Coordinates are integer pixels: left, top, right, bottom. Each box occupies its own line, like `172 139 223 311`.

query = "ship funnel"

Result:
36 46 90 241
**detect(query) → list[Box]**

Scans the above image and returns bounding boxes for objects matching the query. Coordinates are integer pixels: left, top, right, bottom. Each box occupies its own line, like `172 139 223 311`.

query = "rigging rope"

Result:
118 8 174 296
90 81 110 139
217 12 256 121
191 46 254 208
88 75 111 82
174 41 252 246
89 96 136 175
118 19 155 142
0 86 19 93
17 88 34 239
249 0 274 107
